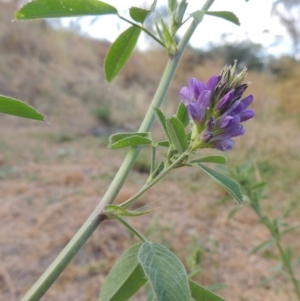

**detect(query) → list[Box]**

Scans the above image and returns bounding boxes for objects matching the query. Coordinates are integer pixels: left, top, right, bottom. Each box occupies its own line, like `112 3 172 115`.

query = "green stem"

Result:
117 216 148 242
276 240 300 300
121 150 190 209
118 15 165 48
21 1 215 300
150 146 156 175
250 196 300 300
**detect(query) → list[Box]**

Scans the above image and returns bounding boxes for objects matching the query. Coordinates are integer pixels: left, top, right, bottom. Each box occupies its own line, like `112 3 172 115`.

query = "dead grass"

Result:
1 2 300 301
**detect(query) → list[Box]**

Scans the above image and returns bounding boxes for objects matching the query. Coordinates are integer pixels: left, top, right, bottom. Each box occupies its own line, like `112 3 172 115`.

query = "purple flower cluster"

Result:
179 63 255 151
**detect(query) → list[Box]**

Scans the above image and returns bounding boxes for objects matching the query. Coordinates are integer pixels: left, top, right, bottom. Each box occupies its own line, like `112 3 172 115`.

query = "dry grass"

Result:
1 2 300 301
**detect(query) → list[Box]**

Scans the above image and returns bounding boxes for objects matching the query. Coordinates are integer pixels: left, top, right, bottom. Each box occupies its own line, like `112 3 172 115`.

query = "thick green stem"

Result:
21 1 215 300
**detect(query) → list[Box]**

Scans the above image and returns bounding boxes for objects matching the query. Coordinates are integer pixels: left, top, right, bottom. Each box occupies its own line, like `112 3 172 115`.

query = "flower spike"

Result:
179 62 255 151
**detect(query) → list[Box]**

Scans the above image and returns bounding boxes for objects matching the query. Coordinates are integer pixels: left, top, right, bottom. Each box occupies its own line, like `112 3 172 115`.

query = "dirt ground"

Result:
1 2 300 300
0 114 299 301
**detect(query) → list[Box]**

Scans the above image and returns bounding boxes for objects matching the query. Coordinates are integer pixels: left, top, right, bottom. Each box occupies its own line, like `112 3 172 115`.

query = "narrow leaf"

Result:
250 239 275 255
228 205 244 219
138 242 191 301
105 26 141 82
190 155 227 165
129 7 151 23
105 204 153 219
205 11 240 26
16 0 117 20
110 132 150 144
154 15 164 42
159 15 177 54
189 280 226 301
99 244 147 301
153 107 170 140
109 136 152 149
205 283 228 292
149 0 157 11
157 140 170 148
197 163 243 202
176 102 190 128
0 95 45 121
166 117 188 154
281 224 300 237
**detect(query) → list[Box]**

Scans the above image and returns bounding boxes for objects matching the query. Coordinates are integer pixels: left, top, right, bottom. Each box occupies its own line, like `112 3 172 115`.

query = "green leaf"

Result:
149 0 157 11
105 204 153 219
110 132 151 144
205 283 228 292
99 244 147 301
205 11 240 26
105 26 141 82
109 136 152 149
166 117 188 154
250 239 275 255
228 205 245 219
148 161 165 183
154 15 164 42
191 10 205 24
189 280 226 301
153 107 170 140
129 7 152 23
0 95 45 121
281 225 300 237
157 140 170 148
197 163 243 202
15 0 117 20
159 15 177 54
190 155 227 165
138 242 191 301
176 102 190 128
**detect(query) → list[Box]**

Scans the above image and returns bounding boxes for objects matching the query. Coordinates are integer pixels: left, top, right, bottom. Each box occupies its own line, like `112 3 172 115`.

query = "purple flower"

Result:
179 62 255 151
180 76 221 124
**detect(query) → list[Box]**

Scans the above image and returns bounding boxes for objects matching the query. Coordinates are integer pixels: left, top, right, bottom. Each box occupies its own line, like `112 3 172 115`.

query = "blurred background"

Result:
0 0 300 300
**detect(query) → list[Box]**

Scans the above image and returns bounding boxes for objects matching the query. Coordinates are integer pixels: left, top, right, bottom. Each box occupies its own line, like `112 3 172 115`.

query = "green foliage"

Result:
154 107 170 141
105 26 141 82
108 132 153 149
189 155 227 165
7 1 259 300
129 7 152 23
189 280 226 301
155 15 177 55
176 102 190 128
197 163 243 203
166 117 188 154
205 11 240 26
105 204 153 218
0 95 45 121
99 244 147 301
138 242 191 301
15 0 117 20
228 161 300 299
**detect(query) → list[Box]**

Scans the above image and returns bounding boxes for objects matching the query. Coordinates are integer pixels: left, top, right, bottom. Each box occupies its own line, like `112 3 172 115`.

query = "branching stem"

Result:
118 15 165 48
21 1 216 300
116 216 148 242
